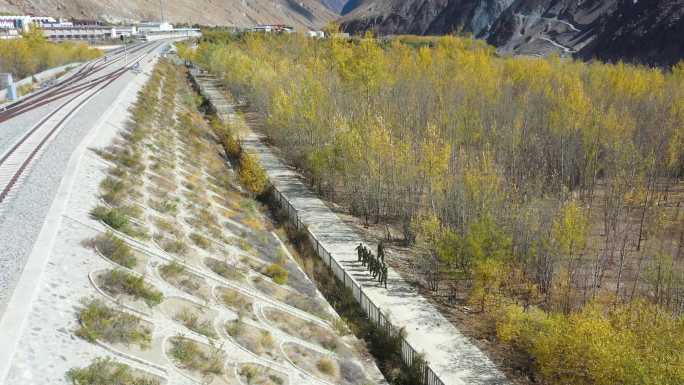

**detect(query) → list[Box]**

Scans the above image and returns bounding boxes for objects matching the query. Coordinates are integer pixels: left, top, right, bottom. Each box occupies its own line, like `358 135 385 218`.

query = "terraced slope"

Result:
1 59 386 385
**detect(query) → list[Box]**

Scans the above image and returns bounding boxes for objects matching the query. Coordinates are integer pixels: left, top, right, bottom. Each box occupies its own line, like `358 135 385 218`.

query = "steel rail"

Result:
0 42 154 116
0 41 163 204
0 42 159 123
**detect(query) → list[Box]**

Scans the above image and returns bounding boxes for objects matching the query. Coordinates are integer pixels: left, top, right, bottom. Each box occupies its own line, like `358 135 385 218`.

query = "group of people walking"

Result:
355 241 388 288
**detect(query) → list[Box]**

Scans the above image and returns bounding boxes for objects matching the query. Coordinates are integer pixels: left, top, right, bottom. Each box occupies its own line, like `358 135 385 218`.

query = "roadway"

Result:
0 40 169 317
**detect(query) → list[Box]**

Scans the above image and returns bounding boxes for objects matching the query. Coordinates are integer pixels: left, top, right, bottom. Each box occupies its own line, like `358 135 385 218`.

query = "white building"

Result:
251 24 294 33
0 15 63 31
138 21 174 32
307 30 325 38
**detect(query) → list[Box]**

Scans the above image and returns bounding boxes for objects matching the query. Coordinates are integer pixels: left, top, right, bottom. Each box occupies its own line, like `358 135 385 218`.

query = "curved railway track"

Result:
0 40 165 207
0 41 155 122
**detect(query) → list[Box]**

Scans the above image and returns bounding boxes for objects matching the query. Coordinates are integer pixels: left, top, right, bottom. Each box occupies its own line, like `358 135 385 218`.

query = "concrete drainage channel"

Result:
2 60 387 385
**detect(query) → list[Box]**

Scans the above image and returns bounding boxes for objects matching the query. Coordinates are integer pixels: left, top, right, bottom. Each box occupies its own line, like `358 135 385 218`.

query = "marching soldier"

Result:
377 262 383 283
355 243 363 263
381 265 388 288
376 262 382 283
377 241 385 265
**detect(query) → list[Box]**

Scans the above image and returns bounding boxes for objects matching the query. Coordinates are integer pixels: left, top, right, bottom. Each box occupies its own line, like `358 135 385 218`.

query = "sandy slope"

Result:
0 0 336 29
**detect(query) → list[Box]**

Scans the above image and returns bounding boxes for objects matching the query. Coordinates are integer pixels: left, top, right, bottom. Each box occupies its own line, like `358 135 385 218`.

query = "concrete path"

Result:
191 71 510 385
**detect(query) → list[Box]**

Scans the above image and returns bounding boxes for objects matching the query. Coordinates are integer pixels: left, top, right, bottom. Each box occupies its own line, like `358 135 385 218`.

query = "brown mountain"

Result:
340 0 684 66
0 0 337 29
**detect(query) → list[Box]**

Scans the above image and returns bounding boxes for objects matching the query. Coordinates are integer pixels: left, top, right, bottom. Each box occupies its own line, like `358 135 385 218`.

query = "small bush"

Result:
66 357 160 385
161 238 188 255
117 204 143 220
239 365 258 384
263 263 289 285
225 317 243 337
175 307 217 338
160 261 185 278
213 120 242 159
154 218 182 238
160 262 206 298
258 330 275 350
100 176 128 206
197 208 219 227
90 206 147 239
238 153 269 196
206 258 244 282
220 289 253 315
169 337 224 376
149 198 178 215
190 232 211 249
333 318 351 336
90 206 128 230
101 269 163 307
317 357 336 376
93 232 137 269
76 298 151 347
113 148 143 171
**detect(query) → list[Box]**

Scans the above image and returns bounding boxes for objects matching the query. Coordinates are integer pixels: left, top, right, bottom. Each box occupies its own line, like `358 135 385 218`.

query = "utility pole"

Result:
159 0 165 24
121 35 127 66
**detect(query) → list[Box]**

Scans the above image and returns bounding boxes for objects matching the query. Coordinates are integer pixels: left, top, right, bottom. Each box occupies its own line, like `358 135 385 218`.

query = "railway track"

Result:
0 41 155 122
0 40 165 209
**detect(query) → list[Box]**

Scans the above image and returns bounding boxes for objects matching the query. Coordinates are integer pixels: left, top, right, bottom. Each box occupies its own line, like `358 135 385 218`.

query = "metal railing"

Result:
272 188 446 385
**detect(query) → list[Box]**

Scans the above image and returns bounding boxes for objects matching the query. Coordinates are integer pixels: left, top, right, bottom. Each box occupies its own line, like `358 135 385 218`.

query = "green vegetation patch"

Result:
76 298 151 347
93 231 137 269
67 357 160 385
225 318 278 360
100 269 163 307
205 257 245 282
90 205 147 239
175 307 217 339
160 261 209 300
262 263 288 285
238 363 286 385
168 337 224 377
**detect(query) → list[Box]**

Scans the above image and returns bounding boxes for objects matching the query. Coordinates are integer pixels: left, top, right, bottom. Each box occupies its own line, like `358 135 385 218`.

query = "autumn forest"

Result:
183 31 684 385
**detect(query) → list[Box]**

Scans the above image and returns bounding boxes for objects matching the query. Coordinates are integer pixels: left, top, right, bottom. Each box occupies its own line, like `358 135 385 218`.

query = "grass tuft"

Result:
100 269 163 307
93 232 137 269
175 307 217 338
169 337 224 376
263 263 288 285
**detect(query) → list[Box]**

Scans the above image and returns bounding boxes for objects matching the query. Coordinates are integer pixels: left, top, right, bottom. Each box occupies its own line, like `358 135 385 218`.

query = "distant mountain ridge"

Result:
0 0 337 29
340 0 684 66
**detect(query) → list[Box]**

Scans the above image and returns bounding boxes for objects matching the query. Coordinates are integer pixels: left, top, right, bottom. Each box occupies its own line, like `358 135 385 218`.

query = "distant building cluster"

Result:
0 15 199 41
248 24 349 39
250 24 294 33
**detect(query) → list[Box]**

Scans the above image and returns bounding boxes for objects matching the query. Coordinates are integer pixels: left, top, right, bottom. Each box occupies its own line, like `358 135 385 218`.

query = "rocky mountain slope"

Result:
0 0 336 29
340 0 684 66
320 0 349 13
